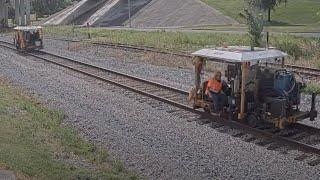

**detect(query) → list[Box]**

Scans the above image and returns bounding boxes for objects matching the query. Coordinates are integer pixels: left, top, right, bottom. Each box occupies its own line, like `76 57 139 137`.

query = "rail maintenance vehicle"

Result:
13 26 43 51
188 46 317 129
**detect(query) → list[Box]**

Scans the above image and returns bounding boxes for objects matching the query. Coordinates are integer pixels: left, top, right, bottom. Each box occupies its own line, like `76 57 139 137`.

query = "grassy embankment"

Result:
183 24 320 33
0 79 137 179
45 26 320 68
201 0 320 25
196 0 320 33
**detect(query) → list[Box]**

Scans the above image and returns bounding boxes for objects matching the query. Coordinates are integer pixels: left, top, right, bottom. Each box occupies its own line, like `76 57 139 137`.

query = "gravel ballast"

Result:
0 40 320 179
43 39 320 127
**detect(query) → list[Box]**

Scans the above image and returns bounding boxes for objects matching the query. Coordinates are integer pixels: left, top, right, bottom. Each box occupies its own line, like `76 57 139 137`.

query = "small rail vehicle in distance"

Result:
13 26 43 51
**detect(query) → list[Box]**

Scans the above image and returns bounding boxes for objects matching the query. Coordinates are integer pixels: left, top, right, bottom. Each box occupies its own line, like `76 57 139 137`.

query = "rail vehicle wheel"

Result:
203 103 213 113
193 104 200 110
204 107 211 114
228 111 236 121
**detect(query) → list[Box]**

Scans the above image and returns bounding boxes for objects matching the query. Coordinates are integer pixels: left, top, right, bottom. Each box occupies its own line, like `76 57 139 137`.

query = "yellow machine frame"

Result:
13 26 43 51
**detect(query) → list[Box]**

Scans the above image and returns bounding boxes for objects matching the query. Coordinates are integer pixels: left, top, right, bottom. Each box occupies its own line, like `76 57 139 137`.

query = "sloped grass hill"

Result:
202 0 320 25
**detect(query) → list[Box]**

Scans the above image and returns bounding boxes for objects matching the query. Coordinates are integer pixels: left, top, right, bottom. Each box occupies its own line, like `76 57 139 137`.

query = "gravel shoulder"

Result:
42 39 320 127
0 39 320 179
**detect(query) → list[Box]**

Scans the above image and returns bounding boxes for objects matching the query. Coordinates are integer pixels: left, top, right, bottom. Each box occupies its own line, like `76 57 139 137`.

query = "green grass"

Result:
303 82 320 95
201 0 320 25
0 79 138 179
45 26 252 52
201 0 245 23
183 24 320 33
0 28 12 34
271 0 320 25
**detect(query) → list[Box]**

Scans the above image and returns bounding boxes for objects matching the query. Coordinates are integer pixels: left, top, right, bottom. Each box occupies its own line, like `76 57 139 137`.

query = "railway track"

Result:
46 37 191 58
1 40 320 166
46 37 320 79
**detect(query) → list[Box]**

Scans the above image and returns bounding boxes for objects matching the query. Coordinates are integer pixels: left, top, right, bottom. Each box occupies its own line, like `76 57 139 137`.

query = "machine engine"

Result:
258 68 303 118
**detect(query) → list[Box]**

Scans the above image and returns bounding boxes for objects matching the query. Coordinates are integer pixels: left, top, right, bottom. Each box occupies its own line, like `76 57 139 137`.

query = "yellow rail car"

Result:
13 26 43 51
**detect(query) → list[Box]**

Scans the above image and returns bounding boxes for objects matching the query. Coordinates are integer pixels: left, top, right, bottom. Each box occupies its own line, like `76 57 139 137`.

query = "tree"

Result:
32 0 77 16
32 0 64 16
240 0 265 50
261 0 287 22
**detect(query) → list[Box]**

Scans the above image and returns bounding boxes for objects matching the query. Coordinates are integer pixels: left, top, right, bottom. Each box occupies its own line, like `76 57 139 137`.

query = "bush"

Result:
272 35 304 60
32 0 79 16
303 82 320 95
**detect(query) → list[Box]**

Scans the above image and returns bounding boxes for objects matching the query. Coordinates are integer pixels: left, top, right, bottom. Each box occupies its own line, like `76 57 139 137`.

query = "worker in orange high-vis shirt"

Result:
205 71 226 113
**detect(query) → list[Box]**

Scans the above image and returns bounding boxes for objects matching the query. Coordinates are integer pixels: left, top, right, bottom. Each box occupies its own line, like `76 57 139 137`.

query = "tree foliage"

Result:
240 0 265 50
261 0 288 22
31 0 77 16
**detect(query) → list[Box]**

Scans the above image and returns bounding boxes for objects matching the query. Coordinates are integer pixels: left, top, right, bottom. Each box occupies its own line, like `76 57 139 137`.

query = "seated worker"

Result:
205 71 226 113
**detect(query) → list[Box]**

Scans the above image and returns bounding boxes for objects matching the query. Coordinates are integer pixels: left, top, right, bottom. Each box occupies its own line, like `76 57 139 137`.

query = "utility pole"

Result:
128 0 131 28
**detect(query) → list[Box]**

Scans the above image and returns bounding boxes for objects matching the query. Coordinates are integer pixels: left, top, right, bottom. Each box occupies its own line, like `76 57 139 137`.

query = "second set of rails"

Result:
1 39 320 166
47 37 320 79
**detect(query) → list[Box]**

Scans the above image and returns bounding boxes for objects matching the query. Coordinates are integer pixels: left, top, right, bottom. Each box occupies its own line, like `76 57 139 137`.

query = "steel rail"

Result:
46 37 192 58
1 40 320 158
39 51 189 95
46 37 320 78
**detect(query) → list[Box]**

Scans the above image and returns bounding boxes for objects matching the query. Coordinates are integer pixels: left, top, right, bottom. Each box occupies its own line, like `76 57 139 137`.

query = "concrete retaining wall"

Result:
42 0 238 27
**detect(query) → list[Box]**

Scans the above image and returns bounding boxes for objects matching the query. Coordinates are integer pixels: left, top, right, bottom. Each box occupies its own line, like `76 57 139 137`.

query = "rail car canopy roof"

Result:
14 26 42 32
192 46 288 63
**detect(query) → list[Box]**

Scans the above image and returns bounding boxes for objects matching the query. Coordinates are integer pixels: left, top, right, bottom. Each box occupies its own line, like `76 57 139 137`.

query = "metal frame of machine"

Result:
13 26 43 51
188 46 317 129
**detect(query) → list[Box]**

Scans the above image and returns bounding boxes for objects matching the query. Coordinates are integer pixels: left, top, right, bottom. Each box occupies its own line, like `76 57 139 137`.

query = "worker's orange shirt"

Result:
206 79 222 94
